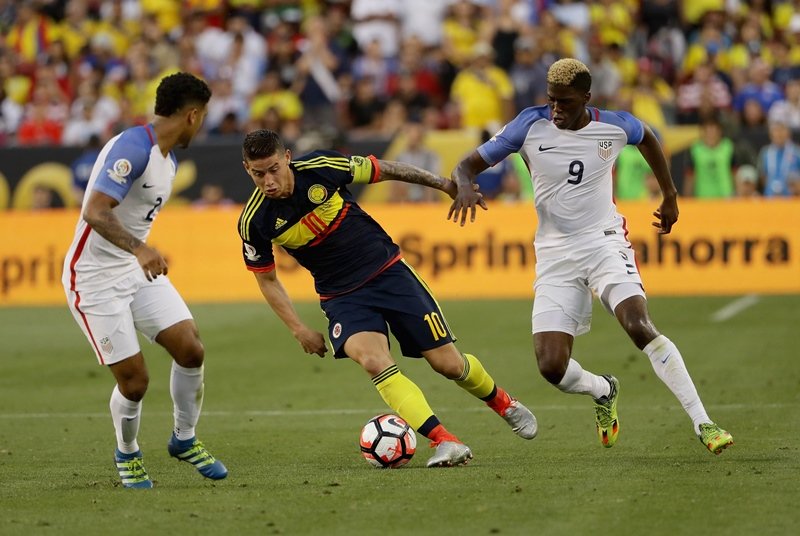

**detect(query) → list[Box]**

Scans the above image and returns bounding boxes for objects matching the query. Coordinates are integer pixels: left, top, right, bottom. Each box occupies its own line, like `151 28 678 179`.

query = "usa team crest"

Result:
598 140 613 161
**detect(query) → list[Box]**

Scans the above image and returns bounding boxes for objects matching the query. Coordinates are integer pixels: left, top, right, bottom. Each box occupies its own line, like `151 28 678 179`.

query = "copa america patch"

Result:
308 184 328 204
244 243 261 261
99 337 113 354
332 322 342 339
597 140 613 161
106 158 132 184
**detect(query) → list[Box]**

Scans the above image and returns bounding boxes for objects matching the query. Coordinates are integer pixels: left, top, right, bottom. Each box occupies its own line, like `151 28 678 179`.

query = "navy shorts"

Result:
320 260 456 358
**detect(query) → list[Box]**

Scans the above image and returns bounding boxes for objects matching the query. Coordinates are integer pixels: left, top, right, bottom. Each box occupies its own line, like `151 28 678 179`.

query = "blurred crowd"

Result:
3 0 800 205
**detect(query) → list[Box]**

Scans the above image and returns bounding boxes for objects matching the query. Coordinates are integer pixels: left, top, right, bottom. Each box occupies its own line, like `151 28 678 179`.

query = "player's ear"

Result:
285 149 292 162
584 91 591 104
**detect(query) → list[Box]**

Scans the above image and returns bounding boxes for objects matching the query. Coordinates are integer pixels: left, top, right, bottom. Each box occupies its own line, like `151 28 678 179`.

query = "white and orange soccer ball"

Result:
359 414 416 468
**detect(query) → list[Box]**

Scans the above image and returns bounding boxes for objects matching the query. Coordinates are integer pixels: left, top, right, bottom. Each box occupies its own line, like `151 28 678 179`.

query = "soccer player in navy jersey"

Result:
63 73 227 488
448 58 733 455
238 129 537 467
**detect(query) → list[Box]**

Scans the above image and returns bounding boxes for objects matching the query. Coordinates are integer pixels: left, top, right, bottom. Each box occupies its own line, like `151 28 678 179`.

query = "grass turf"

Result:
0 296 798 535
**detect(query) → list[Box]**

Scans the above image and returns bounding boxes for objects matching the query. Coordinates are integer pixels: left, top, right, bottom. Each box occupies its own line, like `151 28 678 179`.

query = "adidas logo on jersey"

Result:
275 218 287 229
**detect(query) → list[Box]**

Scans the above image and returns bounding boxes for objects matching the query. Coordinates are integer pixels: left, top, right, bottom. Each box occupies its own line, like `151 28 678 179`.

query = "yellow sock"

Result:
455 353 496 399
373 365 435 431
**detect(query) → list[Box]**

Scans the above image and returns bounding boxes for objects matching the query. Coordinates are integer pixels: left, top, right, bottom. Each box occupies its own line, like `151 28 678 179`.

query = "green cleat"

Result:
594 375 620 448
698 423 733 455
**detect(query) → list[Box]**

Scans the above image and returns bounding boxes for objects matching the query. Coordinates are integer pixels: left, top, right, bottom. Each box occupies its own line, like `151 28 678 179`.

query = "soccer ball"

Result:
359 414 417 468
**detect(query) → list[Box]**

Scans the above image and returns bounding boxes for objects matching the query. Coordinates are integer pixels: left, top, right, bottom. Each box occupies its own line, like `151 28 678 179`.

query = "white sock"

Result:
170 362 204 441
643 335 710 434
110 385 141 454
556 358 610 400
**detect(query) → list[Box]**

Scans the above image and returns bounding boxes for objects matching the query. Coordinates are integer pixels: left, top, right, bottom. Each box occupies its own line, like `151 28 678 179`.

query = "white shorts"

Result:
532 236 645 337
65 272 192 365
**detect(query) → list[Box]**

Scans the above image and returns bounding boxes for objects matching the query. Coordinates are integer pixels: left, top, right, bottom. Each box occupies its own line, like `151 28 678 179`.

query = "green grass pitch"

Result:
1 296 798 535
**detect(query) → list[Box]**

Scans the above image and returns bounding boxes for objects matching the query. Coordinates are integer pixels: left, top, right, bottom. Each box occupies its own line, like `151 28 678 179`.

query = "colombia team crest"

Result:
307 185 328 204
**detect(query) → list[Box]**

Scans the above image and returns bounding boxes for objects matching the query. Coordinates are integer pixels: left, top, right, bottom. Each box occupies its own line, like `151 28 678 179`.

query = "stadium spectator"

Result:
392 120 442 203
509 36 549 113
237 128 537 468
684 116 736 198
733 97 772 166
0 86 23 145
61 98 107 147
584 40 622 109
345 74 386 135
614 144 659 201
485 0 527 73
449 42 514 129
676 62 732 124
69 134 102 205
31 184 63 210
399 0 450 49
191 183 234 209
4 4 57 70
734 164 761 197
350 0 402 59
205 77 248 134
449 58 734 455
616 57 674 132
758 118 800 197
61 72 226 489
16 87 64 146
732 59 784 114
249 70 303 127
768 79 800 135
352 38 397 99
292 15 342 129
207 110 242 140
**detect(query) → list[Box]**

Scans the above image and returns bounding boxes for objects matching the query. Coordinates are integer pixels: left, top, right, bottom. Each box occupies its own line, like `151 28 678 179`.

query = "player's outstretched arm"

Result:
449 151 490 226
83 190 168 281
637 125 679 234
376 159 458 196
253 270 327 357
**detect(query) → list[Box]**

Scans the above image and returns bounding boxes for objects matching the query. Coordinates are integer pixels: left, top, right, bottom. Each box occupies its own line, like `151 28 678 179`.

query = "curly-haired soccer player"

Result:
63 72 227 487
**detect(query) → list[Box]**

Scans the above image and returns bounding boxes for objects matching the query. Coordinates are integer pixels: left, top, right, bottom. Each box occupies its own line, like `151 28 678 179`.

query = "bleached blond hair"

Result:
547 58 592 91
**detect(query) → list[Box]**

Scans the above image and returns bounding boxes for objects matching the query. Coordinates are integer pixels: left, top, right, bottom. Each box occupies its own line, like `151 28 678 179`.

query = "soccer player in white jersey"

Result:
62 72 227 488
448 58 733 455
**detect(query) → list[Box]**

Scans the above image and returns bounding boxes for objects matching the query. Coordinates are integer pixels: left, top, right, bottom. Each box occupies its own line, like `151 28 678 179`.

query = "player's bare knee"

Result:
179 338 205 368
356 354 394 377
535 349 569 384
623 320 658 350
430 357 463 380
118 375 149 401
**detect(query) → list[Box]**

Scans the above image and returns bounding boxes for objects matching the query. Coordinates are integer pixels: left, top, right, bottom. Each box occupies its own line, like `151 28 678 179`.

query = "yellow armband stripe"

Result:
350 155 380 184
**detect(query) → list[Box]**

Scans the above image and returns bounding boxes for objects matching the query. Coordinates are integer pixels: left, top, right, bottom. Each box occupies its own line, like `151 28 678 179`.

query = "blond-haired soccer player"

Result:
63 73 227 487
237 129 537 467
449 58 733 455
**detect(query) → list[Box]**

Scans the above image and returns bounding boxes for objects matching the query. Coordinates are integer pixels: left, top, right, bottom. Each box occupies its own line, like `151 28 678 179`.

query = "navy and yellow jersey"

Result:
237 150 402 299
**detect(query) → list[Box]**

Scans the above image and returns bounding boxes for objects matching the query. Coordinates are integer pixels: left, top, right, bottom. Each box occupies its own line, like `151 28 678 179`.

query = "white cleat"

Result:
501 400 538 440
426 441 474 468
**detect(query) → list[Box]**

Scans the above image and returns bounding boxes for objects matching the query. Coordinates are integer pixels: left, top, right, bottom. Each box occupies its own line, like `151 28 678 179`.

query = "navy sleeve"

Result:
597 110 645 145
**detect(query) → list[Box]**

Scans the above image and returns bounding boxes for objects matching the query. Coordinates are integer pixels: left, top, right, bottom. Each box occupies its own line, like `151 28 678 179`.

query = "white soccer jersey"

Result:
62 124 178 294
478 105 644 252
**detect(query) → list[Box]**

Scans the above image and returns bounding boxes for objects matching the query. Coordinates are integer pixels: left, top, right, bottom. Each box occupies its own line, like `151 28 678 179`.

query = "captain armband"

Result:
350 155 381 184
